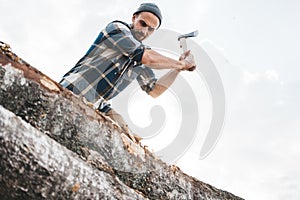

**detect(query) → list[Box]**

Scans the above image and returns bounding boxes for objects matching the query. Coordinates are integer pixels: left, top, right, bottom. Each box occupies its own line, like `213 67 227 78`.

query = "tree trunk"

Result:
0 44 243 199
0 106 146 200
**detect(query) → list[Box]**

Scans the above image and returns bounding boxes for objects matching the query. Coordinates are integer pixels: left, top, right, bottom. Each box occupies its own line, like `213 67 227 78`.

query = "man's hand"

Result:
179 50 196 71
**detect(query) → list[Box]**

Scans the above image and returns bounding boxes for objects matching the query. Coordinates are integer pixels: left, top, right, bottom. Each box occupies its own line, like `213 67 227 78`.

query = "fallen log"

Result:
0 105 146 199
0 42 243 199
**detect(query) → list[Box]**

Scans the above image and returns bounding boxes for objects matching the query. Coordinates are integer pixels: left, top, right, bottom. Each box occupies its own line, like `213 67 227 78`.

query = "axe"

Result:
178 30 198 71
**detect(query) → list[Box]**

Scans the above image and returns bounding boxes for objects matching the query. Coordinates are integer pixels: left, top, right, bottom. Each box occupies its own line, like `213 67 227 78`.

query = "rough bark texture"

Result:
0 106 145 200
0 44 243 199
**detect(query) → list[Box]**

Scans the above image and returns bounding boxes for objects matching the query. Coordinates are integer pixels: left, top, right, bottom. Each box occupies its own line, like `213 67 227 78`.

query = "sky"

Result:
1 0 300 199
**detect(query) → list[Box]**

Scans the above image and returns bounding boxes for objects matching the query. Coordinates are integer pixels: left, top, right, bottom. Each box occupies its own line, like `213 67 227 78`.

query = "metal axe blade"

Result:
178 30 198 52
178 30 198 40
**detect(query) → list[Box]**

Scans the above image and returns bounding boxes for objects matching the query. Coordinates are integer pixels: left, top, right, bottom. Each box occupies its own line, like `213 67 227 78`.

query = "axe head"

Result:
178 30 198 40
178 30 198 52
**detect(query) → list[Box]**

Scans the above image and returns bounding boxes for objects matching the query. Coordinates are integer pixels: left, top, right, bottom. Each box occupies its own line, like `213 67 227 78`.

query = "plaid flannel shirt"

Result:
60 21 157 112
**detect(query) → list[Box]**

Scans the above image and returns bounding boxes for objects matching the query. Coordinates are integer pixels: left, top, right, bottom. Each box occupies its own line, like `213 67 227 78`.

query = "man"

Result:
60 3 196 137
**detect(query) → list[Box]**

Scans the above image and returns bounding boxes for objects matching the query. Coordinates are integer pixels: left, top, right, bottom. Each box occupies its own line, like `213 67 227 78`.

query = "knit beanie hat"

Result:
133 3 162 28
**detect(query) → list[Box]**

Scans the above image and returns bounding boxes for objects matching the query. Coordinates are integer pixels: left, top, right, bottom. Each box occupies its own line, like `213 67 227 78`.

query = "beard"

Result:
131 29 147 41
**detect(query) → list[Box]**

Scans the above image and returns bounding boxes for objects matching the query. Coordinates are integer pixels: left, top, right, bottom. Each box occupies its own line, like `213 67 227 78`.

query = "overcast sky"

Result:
1 0 300 199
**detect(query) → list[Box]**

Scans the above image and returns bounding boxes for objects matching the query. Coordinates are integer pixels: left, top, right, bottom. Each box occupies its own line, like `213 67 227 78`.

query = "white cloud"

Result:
265 69 279 81
243 70 260 83
242 69 280 84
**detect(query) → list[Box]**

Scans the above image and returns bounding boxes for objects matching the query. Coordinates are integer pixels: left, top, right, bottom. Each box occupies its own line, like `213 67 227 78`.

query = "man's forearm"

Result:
148 69 180 98
142 49 185 70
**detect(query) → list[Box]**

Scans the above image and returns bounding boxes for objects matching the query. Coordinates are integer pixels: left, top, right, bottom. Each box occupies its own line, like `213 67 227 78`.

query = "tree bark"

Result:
0 106 146 200
0 46 243 199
